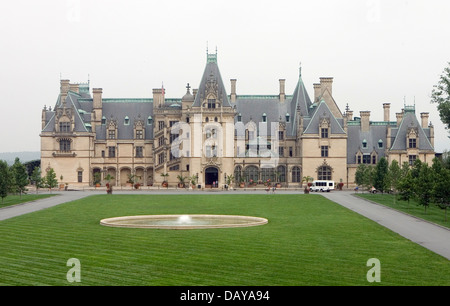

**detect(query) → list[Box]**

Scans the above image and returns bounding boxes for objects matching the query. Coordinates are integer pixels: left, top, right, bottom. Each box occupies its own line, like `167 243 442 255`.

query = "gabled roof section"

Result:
303 100 346 135
192 52 231 108
390 112 434 151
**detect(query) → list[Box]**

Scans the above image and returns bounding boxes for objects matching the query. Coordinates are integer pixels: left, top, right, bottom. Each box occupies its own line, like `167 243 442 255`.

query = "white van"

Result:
310 180 335 192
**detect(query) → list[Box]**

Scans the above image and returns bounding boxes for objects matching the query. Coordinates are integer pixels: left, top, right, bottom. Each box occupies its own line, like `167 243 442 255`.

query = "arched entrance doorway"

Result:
205 167 219 188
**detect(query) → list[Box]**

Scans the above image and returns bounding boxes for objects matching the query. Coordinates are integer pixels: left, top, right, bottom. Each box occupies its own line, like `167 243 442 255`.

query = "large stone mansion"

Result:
40 51 436 188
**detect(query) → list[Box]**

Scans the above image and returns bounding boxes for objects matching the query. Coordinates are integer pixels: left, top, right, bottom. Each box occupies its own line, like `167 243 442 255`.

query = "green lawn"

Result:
0 194 57 208
355 193 450 229
0 194 449 286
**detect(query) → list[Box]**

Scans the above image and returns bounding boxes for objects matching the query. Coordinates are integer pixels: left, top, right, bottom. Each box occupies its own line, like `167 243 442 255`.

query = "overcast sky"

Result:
1 0 450 153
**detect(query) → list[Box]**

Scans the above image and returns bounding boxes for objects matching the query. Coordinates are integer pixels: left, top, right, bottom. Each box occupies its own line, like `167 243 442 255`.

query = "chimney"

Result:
69 83 80 94
230 79 237 103
421 112 429 129
279 79 286 103
360 111 371 132
60 79 70 105
93 88 103 109
383 103 391 122
396 112 403 127
193 89 198 100
152 88 163 108
313 83 321 102
320 77 333 96
346 110 354 121
92 88 103 126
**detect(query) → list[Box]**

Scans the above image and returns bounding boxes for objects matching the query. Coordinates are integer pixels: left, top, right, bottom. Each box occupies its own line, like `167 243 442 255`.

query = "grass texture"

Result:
0 194 449 286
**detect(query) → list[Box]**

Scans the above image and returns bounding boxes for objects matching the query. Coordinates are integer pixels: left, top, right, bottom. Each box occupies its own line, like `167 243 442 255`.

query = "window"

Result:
409 155 417 166
372 155 377 164
102 117 107 125
292 166 301 183
147 116 153 125
124 116 130 125
158 137 165 147
78 171 83 183
363 154 371 164
108 130 116 139
409 138 417 149
321 146 329 157
362 140 368 149
136 129 143 139
286 113 290 123
101 150 105 158
59 139 71 152
59 122 71 133
136 146 143 158
318 166 332 181
108 146 116 158
277 166 286 182
158 121 165 130
244 166 259 182
237 113 242 122
279 147 284 157
262 113 267 122
289 147 293 157
321 128 329 138
378 140 383 149
169 121 178 127
278 131 284 140
357 155 362 164
158 153 165 165
208 99 216 109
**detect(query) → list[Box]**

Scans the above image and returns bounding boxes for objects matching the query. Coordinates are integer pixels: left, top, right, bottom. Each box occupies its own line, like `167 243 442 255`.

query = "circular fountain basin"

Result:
100 214 268 230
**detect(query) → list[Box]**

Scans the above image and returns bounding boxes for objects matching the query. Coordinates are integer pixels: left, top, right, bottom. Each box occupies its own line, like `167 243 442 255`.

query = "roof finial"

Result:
299 62 302 77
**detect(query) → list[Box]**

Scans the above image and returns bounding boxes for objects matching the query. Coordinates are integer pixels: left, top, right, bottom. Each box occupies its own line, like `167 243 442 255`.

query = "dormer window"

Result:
124 116 130 125
378 139 383 149
59 122 71 133
101 116 106 125
237 113 242 122
362 139 368 149
286 113 290 123
262 113 267 122
409 138 417 149
147 116 153 125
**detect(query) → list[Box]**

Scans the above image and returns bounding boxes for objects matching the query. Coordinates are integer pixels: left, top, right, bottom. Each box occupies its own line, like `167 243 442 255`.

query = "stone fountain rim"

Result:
100 214 268 230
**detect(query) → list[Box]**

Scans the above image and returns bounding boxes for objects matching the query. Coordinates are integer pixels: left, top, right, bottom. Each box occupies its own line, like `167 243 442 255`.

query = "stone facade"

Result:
40 52 435 188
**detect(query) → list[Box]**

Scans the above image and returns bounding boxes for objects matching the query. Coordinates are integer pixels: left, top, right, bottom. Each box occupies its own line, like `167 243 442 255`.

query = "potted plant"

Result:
134 183 141 189
93 172 101 187
188 174 198 189
177 175 187 188
239 177 245 188
59 175 65 190
161 173 169 187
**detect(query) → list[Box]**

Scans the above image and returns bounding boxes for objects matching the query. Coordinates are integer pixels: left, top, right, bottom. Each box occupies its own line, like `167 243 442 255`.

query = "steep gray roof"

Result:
303 100 346 135
192 54 231 108
96 100 154 140
390 112 434 151
347 125 388 164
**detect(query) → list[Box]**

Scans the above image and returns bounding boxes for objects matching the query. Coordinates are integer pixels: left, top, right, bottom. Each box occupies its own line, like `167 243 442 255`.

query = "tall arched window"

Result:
234 166 242 184
277 165 286 182
318 166 332 181
292 166 301 183
244 166 259 183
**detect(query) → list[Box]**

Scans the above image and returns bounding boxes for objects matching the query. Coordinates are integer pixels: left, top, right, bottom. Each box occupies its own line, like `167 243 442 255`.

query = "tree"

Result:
44 168 58 192
388 160 401 193
432 158 450 221
415 162 434 214
0 160 10 204
431 62 450 131
397 162 414 205
10 158 29 199
355 164 375 192
374 157 389 193
30 167 43 194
